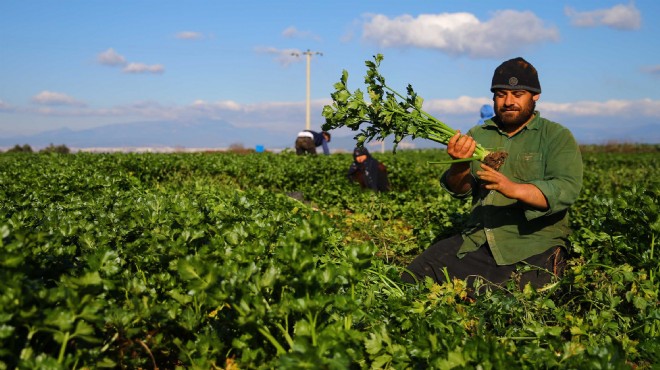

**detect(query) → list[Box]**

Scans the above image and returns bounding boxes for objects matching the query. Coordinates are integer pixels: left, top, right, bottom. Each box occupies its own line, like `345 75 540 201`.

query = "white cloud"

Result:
97 48 164 74
255 46 305 67
122 63 165 74
641 65 660 75
282 26 321 41
97 48 127 66
31 91 86 107
206 99 323 132
565 3 641 30
0 100 13 111
361 10 559 58
424 96 493 115
540 98 660 117
192 100 242 111
282 26 299 38
176 31 204 40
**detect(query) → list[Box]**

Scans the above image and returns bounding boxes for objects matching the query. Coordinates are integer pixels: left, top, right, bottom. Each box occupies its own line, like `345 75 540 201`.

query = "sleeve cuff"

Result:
440 171 473 199
524 180 554 220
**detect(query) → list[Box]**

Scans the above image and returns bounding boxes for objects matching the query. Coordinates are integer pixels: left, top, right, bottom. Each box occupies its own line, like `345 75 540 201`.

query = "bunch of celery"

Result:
322 54 490 163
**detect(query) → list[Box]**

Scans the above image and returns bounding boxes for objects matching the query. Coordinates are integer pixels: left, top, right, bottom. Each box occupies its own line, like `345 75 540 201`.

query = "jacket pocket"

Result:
512 152 543 182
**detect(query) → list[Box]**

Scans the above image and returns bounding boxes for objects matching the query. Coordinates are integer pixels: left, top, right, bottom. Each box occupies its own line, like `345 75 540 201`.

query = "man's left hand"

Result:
476 163 519 199
476 163 549 209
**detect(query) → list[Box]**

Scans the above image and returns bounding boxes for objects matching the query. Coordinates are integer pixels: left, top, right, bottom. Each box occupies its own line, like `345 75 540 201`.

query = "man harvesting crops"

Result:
401 57 584 295
295 130 331 155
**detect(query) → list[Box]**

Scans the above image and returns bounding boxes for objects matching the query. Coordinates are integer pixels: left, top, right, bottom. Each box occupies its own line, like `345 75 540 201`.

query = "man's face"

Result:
493 89 540 127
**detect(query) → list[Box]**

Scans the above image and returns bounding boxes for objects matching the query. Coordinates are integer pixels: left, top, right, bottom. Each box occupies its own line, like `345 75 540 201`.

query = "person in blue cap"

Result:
347 146 390 192
478 104 495 125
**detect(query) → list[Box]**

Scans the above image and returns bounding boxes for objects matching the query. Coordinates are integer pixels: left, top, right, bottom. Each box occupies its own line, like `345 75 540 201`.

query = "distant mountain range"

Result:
0 119 436 153
0 120 293 151
1 119 656 153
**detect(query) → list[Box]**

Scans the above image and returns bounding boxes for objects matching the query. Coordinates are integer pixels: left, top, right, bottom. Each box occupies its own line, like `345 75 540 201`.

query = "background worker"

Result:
478 103 495 125
347 146 390 192
295 130 331 155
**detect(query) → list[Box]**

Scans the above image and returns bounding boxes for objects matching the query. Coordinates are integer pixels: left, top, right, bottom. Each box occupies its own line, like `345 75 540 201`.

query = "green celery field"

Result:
0 148 658 369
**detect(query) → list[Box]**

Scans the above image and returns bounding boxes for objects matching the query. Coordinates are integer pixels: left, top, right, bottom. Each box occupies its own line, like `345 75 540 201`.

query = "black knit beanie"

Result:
490 57 541 94
353 146 369 158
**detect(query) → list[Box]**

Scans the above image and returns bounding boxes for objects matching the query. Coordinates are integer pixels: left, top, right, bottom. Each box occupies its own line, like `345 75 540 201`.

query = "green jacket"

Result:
441 111 583 265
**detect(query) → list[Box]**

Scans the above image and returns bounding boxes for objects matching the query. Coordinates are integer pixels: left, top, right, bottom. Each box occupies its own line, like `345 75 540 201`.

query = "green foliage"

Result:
5 143 33 153
39 143 71 154
0 150 657 369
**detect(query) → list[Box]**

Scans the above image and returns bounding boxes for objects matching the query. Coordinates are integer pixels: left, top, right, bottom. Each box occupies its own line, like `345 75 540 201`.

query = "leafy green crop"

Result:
0 149 657 368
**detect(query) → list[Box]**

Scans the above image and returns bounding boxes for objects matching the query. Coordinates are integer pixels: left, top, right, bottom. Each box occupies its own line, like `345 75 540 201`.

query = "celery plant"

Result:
322 54 490 163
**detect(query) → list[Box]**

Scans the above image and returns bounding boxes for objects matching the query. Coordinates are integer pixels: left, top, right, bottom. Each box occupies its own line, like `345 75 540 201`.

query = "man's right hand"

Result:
444 131 476 194
447 131 476 160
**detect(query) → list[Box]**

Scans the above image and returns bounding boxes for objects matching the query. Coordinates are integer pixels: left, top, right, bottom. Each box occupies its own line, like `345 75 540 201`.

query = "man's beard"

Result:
496 101 536 128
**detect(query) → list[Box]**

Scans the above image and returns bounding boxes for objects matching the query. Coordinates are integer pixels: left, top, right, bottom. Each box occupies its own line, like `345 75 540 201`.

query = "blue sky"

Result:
1 0 659 147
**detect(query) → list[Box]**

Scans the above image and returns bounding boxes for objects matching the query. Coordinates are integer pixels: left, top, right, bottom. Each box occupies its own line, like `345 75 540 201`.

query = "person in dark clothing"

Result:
295 130 331 155
400 57 583 297
347 147 390 192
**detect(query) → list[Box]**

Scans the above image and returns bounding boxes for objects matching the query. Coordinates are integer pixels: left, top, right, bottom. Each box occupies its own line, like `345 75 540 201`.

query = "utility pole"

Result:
292 49 322 130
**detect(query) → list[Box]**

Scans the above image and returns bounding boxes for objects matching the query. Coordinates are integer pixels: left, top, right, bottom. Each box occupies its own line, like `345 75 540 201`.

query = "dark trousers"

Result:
401 234 566 296
295 137 316 155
